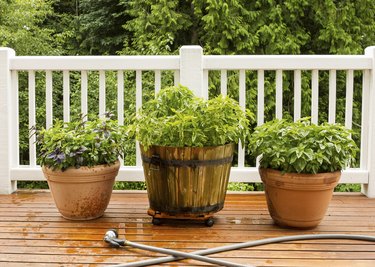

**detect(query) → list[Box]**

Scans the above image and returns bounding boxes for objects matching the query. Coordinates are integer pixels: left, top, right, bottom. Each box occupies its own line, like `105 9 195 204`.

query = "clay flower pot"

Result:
259 168 341 228
42 161 120 220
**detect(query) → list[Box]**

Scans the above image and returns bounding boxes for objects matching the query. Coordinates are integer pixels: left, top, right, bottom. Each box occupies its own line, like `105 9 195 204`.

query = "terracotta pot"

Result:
259 168 341 229
42 161 120 220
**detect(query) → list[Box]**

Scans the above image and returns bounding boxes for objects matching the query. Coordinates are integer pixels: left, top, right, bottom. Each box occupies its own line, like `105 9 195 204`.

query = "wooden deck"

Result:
0 191 374 267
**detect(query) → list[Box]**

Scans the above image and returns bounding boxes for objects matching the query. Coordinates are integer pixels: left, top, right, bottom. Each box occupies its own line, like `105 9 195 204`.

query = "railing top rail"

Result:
9 54 372 71
204 55 372 70
9 55 180 71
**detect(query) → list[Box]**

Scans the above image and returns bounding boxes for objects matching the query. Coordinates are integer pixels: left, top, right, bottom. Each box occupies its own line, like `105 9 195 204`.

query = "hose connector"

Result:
104 229 126 248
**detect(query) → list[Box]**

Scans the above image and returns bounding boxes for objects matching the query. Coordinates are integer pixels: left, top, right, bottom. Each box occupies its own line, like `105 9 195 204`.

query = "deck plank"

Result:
0 191 374 266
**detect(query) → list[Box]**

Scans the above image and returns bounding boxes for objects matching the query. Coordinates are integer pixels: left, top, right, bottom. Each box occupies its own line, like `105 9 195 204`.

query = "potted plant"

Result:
248 118 358 228
129 85 252 226
32 113 126 220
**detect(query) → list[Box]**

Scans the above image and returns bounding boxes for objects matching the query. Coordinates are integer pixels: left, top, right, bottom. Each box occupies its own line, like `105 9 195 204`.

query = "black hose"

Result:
111 234 375 267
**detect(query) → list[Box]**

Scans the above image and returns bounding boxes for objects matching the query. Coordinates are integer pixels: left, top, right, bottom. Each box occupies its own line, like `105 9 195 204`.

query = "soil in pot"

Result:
259 168 341 229
42 161 120 220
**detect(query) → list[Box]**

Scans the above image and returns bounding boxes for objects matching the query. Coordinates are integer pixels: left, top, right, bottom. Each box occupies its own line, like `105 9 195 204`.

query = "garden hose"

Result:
104 229 252 267
104 231 375 267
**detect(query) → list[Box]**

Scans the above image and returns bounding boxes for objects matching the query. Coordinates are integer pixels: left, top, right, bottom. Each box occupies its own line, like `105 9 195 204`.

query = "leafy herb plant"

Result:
129 85 253 149
31 113 127 171
248 118 358 174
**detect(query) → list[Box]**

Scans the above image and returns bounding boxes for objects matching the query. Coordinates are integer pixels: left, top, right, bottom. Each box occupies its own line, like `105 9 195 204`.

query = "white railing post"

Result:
0 48 17 194
179 46 206 98
363 46 375 198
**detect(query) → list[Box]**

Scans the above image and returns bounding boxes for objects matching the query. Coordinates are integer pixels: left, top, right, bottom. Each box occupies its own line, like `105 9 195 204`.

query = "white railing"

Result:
1 45 375 197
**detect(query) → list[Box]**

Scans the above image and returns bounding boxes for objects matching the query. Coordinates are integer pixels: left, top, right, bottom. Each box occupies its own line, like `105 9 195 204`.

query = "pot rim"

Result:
42 160 120 173
42 160 120 183
259 167 341 177
259 167 341 190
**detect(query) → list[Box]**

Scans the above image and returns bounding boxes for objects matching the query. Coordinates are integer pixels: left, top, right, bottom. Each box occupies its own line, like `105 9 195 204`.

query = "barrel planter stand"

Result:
140 143 234 226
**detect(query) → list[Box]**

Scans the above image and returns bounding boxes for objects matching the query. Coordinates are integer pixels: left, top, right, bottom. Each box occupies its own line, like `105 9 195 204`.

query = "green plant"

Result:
114 181 147 190
129 84 253 149
248 118 358 174
17 181 49 190
31 113 127 171
334 183 361 192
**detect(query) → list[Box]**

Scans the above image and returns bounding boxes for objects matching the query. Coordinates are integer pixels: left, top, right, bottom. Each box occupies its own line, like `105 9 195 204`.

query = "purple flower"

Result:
47 148 65 164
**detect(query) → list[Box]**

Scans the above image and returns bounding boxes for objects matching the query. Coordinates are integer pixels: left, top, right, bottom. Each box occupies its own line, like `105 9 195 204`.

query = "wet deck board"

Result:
0 191 374 266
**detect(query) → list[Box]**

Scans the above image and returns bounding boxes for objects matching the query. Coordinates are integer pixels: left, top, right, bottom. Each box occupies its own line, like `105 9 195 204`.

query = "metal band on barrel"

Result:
141 154 233 167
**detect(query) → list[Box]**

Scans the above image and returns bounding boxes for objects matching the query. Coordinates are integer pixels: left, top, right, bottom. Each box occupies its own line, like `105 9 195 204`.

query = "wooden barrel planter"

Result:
140 143 234 226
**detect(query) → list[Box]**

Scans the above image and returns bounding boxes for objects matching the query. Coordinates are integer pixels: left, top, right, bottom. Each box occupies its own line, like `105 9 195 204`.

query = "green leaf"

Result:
248 118 359 174
32 114 127 171
131 85 253 149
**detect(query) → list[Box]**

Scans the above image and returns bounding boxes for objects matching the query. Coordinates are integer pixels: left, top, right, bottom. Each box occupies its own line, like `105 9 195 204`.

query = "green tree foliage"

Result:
193 1 258 54
0 0 60 55
3 0 375 56
44 0 81 55
123 0 375 55
122 0 192 54
78 0 130 55
42 0 130 55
